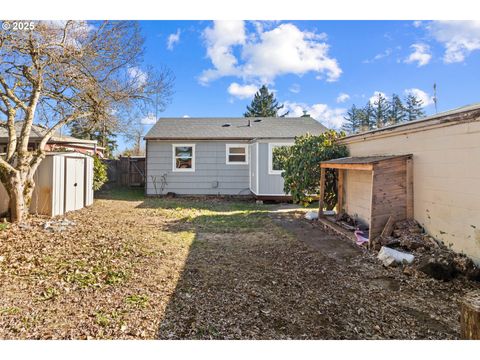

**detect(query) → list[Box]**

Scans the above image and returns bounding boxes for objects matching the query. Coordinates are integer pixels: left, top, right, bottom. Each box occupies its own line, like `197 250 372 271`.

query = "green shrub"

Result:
93 155 108 191
281 131 349 209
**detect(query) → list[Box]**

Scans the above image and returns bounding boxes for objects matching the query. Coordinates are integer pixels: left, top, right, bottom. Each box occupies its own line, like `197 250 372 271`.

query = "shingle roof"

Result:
144 117 328 140
0 122 97 145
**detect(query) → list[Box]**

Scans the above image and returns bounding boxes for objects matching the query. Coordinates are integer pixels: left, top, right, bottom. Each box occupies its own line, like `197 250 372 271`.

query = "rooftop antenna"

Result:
433 83 438 114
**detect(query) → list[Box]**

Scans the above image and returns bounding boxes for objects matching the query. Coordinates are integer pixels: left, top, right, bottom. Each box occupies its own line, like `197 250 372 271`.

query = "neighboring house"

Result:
0 122 105 158
338 102 480 263
144 117 327 198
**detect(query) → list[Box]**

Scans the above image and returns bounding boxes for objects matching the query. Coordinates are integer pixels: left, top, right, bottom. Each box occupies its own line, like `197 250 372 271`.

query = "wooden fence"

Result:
104 156 145 187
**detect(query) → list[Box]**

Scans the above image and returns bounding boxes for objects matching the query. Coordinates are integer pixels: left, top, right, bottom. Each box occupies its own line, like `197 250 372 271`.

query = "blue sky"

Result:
120 20 480 151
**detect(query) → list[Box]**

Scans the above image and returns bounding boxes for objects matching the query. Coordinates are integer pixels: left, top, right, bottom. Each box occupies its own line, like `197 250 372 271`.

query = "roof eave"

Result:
340 107 480 144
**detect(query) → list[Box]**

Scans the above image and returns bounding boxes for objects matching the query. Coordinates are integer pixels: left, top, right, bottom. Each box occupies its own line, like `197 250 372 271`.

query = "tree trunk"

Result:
461 290 480 339
3 171 35 223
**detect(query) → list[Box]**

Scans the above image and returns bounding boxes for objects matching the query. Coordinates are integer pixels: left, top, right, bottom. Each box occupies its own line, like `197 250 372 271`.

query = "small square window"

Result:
226 144 248 165
173 144 195 171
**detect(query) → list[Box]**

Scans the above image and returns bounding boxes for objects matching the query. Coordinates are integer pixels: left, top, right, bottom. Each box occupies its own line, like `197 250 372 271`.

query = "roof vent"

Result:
222 123 231 127
254 119 262 122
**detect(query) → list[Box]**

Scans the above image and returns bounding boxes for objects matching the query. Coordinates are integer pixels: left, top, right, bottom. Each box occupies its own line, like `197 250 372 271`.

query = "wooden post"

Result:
337 169 344 216
461 290 480 339
318 167 326 217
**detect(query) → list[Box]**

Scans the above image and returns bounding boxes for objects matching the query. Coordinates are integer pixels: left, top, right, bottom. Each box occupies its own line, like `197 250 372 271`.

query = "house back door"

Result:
65 158 85 212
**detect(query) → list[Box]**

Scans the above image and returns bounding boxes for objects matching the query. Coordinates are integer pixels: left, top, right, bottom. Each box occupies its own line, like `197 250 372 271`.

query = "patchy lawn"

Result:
0 188 478 339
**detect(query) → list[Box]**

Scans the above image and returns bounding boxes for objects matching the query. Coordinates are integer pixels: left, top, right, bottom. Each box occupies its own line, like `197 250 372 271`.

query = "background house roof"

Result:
0 122 98 145
144 116 328 140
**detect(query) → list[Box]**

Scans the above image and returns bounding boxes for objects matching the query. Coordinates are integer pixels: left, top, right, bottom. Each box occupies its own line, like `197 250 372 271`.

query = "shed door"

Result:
65 158 85 212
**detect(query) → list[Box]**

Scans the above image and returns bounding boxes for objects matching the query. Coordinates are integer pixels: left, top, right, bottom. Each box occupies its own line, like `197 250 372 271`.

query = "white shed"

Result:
0 152 94 217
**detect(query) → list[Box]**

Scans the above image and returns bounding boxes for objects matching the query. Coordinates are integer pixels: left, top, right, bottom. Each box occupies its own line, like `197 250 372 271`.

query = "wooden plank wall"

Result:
103 157 145 187
369 158 408 240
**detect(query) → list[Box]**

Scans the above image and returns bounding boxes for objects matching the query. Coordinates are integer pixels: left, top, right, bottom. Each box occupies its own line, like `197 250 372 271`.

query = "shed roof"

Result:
144 116 328 140
321 155 412 170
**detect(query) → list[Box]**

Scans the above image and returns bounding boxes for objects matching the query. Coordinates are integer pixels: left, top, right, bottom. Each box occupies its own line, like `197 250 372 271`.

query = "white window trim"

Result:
268 142 294 175
225 144 248 165
172 144 195 172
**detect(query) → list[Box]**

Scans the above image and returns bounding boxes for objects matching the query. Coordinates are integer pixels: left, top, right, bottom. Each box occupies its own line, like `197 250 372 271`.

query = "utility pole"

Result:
433 83 438 114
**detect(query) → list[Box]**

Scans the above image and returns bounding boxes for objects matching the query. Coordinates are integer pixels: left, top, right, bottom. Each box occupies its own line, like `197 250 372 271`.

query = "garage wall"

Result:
344 118 480 263
343 170 372 228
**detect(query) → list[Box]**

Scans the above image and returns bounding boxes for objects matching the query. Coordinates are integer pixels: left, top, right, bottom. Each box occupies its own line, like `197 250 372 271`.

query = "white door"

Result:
65 158 85 212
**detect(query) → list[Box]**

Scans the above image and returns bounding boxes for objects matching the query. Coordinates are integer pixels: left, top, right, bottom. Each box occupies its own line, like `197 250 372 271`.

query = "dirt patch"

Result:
270 211 361 262
1 191 479 339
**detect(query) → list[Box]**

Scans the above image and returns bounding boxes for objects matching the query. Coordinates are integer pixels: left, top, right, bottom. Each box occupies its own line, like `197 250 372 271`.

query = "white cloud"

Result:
182 115 190 118
413 21 422 28
405 43 432 67
336 92 350 103
127 67 148 87
289 83 301 94
283 101 346 129
140 114 157 125
404 88 434 107
427 21 480 63
199 21 341 85
363 48 392 63
167 29 181 50
199 21 246 84
369 91 388 105
227 82 258 99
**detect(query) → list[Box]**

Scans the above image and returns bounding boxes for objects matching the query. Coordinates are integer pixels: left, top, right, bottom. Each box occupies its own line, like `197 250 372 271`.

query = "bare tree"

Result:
0 21 173 222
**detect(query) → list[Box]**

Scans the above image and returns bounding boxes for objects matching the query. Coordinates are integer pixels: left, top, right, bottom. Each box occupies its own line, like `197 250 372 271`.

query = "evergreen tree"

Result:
69 120 118 158
244 85 284 117
371 93 390 129
342 104 362 134
404 94 426 121
358 101 374 132
386 94 406 125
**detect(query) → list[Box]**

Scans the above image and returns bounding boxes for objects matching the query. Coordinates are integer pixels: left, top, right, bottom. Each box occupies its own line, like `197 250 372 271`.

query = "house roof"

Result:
0 122 98 145
340 102 480 143
144 117 328 140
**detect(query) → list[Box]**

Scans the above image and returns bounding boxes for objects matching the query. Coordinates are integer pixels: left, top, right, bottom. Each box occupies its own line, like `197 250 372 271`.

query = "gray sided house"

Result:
144 117 327 198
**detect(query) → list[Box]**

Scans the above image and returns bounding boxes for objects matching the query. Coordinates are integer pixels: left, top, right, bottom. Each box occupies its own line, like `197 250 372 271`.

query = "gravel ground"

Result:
0 189 478 339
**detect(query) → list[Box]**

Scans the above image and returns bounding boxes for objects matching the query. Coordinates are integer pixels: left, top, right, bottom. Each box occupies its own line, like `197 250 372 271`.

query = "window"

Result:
268 143 293 175
173 144 195 172
226 144 248 165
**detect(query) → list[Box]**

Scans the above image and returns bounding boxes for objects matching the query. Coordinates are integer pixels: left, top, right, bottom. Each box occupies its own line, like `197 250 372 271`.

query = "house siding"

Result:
146 140 251 196
344 118 480 264
257 141 292 195
249 143 257 194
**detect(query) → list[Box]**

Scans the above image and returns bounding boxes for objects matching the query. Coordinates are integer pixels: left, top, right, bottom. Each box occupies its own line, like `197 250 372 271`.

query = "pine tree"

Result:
358 102 374 132
386 94 406 125
371 93 390 129
69 120 118 158
342 104 362 134
404 94 426 121
244 85 284 117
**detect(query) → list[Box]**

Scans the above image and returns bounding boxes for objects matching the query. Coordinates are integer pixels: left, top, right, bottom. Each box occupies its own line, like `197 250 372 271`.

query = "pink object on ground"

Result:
354 230 369 246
